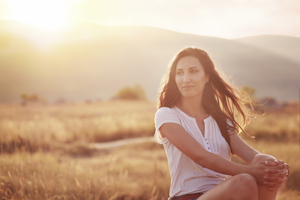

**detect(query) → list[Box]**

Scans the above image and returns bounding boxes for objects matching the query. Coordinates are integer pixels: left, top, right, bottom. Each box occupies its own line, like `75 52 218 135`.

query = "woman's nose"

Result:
183 74 191 83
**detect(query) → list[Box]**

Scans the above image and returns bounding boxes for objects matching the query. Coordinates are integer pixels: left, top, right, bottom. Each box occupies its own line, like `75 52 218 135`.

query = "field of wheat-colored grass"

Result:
0 101 299 199
0 101 156 153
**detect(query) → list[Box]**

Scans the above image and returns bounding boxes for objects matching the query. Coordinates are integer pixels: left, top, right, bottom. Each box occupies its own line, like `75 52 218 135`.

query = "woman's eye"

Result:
191 70 198 73
176 71 183 75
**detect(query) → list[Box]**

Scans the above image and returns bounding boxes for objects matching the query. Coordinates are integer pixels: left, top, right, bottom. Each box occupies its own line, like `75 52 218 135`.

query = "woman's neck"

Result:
177 96 208 118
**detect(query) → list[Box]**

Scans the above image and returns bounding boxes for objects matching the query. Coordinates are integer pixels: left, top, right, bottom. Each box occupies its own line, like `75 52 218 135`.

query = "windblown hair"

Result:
157 47 253 148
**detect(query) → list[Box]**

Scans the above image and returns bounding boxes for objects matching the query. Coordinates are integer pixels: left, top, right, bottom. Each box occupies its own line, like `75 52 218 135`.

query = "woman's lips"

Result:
182 85 194 89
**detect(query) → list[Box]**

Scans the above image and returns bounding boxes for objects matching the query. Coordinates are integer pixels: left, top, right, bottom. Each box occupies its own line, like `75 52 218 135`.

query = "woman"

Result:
154 47 289 200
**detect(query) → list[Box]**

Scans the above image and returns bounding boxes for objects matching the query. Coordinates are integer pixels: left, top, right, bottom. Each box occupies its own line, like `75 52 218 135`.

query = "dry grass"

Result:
0 101 298 154
245 111 299 142
0 101 299 199
0 141 170 200
0 101 156 153
0 140 299 200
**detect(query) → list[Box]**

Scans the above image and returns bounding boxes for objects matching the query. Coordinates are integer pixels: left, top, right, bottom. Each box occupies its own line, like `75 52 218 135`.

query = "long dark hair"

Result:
158 47 252 148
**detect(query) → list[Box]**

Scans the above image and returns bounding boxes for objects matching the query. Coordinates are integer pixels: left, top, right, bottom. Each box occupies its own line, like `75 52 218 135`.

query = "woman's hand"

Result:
249 161 272 185
263 160 288 190
248 154 288 190
248 158 288 190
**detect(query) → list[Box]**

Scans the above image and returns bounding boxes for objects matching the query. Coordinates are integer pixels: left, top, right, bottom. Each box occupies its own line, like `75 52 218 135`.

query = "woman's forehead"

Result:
176 56 202 69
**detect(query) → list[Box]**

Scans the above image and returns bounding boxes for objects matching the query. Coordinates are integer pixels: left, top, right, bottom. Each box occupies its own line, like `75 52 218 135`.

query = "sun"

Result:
4 0 74 32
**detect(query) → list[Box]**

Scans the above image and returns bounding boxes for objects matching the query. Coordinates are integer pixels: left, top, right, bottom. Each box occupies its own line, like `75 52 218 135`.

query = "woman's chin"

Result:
180 93 201 99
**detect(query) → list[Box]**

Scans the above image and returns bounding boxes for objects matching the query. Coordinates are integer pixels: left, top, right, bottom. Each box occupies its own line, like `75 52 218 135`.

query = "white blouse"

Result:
154 106 232 199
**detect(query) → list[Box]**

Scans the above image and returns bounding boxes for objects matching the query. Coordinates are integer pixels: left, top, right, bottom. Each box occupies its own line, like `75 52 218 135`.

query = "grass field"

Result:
0 101 299 199
0 101 156 153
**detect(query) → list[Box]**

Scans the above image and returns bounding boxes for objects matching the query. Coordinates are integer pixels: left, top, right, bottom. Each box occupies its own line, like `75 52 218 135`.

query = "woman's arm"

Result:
159 123 268 184
229 133 260 164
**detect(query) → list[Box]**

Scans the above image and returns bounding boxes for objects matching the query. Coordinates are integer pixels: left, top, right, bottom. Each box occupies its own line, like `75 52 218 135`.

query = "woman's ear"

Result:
205 74 210 83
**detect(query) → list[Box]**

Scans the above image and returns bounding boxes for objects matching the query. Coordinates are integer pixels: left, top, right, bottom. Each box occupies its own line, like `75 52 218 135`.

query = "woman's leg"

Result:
196 154 286 200
250 154 284 200
197 173 258 200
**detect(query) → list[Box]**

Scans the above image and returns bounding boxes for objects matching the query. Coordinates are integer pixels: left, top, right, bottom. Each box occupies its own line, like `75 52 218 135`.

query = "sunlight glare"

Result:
5 0 74 32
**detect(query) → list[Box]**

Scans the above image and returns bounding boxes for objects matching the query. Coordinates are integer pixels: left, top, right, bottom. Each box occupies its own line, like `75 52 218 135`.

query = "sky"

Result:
0 0 300 39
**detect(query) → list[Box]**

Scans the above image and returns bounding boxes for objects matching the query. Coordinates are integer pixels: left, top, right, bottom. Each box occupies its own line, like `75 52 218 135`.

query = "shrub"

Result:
113 84 147 100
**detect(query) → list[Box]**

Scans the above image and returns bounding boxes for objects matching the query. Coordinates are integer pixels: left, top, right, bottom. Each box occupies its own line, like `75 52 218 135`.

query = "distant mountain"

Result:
234 35 300 64
0 21 299 102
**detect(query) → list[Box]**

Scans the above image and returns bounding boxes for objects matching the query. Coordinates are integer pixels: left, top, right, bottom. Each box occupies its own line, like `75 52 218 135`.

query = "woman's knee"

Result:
235 173 257 189
250 154 276 165
233 173 258 199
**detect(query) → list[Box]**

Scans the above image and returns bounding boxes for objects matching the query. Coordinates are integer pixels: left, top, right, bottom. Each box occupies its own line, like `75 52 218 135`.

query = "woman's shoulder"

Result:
154 107 182 129
155 106 177 116
157 107 174 111
155 107 181 120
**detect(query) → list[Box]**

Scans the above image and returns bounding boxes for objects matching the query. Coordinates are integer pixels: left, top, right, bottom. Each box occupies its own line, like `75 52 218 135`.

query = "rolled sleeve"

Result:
154 107 181 144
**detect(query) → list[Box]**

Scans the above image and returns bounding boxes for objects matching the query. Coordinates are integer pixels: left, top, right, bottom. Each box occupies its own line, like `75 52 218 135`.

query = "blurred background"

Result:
0 0 299 199
0 0 299 103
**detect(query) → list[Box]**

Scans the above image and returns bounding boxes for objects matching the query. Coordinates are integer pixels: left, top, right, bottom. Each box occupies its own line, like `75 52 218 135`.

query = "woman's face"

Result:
175 56 209 99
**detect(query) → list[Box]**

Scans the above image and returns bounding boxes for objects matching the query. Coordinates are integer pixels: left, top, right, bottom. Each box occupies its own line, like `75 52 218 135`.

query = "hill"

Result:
0 21 299 102
234 35 300 64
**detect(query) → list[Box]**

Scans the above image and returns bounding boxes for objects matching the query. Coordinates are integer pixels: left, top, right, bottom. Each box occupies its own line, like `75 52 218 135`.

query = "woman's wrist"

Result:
232 163 253 176
242 164 254 175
